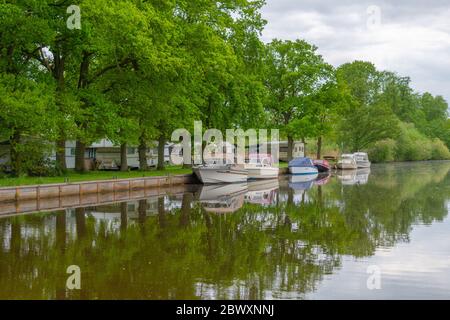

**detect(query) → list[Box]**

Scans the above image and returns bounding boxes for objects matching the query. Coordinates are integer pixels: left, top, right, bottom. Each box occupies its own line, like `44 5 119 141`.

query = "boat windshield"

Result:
248 154 273 166
355 154 368 161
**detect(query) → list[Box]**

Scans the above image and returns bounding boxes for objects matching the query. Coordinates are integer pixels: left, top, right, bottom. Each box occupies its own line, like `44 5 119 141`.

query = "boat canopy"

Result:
288 157 314 167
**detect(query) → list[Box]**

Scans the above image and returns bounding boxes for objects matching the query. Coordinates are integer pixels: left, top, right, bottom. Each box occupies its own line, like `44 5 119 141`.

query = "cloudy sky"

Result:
261 0 450 103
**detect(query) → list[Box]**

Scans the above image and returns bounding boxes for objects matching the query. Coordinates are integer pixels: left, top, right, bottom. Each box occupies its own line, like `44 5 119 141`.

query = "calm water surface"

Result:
0 162 449 299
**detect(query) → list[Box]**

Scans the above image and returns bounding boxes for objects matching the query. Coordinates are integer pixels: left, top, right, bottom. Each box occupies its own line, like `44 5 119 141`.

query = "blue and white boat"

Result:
288 157 319 175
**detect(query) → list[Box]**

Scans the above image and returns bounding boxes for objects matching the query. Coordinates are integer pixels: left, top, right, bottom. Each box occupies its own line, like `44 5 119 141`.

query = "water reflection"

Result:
197 183 247 213
336 168 370 185
0 162 449 299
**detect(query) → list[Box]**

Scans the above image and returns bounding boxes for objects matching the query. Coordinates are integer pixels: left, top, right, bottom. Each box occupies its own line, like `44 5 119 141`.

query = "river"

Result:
0 161 449 299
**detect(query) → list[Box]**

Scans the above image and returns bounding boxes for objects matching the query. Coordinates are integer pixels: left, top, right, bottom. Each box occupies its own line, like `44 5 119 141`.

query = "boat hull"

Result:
246 166 279 179
289 166 319 175
315 164 330 172
194 166 248 184
356 161 371 168
313 160 331 172
337 162 357 170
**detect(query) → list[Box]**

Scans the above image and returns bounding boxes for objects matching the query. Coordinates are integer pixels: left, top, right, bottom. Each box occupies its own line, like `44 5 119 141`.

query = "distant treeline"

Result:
1 1 449 177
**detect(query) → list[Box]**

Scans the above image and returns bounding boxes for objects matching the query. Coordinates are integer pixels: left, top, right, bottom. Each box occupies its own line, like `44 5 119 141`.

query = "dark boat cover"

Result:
288 157 314 167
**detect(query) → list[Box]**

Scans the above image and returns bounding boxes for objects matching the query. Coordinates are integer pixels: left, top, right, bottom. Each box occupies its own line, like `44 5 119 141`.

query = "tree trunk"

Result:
10 130 22 176
54 53 67 173
75 207 86 239
11 220 21 254
180 193 193 227
120 143 128 172
138 138 148 171
157 135 166 171
302 137 307 157
158 197 167 228
56 138 67 172
74 52 90 174
287 135 294 162
120 202 128 233
287 188 294 207
138 199 147 225
316 136 322 160
75 140 86 173
56 212 66 253
317 185 323 209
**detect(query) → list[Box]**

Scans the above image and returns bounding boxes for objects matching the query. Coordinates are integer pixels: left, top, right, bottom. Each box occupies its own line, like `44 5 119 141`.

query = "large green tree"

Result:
264 39 334 160
337 61 400 151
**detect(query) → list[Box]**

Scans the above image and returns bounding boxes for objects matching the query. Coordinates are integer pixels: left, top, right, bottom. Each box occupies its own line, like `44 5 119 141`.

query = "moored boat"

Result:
193 164 248 184
245 154 279 179
313 159 331 172
288 157 319 175
337 154 357 170
354 152 371 168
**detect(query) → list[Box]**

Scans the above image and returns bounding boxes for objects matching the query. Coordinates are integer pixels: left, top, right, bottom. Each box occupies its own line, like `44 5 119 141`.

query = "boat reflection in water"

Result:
196 179 281 212
196 183 248 213
337 168 371 185
314 172 331 186
245 179 279 205
288 172 318 191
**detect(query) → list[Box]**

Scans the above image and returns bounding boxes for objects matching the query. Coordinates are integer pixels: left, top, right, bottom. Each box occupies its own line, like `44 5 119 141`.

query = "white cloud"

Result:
261 0 450 102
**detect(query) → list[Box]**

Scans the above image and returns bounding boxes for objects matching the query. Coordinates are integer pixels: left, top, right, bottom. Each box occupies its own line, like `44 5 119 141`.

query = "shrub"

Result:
395 123 432 161
430 139 450 160
13 139 61 177
369 139 396 163
27 159 61 177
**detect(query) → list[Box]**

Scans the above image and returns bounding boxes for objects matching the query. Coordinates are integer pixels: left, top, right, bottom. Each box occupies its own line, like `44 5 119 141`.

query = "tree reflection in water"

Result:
0 162 449 299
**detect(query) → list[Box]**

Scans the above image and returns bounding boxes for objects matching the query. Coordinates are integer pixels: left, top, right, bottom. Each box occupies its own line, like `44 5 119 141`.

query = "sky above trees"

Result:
261 0 450 106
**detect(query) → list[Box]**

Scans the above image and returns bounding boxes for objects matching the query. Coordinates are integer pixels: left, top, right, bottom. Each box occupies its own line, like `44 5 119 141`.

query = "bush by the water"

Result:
368 139 396 163
369 123 450 162
430 138 450 160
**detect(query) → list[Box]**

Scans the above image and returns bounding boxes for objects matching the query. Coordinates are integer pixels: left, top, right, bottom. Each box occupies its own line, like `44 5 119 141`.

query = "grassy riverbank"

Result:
0 162 290 188
0 166 192 187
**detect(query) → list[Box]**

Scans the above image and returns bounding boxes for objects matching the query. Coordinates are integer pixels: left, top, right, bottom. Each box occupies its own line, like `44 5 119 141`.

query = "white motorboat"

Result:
288 157 319 175
245 154 279 180
353 152 371 168
337 154 358 170
193 164 248 184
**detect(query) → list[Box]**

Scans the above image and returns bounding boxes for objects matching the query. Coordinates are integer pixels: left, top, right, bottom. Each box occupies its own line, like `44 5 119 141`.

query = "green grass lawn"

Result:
278 162 288 168
0 166 192 187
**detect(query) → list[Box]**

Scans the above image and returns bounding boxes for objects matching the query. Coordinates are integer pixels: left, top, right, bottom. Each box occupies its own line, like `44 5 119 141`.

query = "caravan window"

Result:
127 147 136 155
